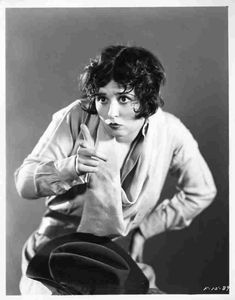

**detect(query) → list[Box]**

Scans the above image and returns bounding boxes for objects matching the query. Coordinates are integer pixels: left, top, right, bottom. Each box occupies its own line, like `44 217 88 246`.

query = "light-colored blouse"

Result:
15 100 217 241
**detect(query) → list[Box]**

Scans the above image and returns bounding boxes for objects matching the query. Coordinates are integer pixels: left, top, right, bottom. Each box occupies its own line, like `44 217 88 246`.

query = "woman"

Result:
15 45 217 294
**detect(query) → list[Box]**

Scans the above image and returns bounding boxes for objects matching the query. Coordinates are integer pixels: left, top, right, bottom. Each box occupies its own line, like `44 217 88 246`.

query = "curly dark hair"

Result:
79 45 166 118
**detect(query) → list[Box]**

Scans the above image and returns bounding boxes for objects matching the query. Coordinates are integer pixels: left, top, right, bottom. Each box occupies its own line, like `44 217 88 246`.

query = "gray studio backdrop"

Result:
6 7 228 295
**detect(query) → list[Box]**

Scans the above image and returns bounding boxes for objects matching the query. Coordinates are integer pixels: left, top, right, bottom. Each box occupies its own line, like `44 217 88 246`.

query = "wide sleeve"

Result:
14 101 86 200
139 119 217 239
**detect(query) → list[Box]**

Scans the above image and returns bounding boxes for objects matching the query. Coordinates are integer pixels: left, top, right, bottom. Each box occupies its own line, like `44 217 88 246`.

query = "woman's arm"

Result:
15 101 85 199
139 119 217 239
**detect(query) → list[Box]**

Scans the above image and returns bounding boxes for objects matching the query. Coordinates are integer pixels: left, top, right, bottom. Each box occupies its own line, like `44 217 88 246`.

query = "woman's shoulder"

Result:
151 108 185 130
52 99 89 122
151 108 196 143
161 110 198 148
51 99 99 137
53 99 83 116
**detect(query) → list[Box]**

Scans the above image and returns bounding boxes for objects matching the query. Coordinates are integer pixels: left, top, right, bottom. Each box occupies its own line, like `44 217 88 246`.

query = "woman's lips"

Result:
108 123 122 129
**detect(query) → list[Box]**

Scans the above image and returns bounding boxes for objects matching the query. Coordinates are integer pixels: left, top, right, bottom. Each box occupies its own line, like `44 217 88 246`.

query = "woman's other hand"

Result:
129 228 146 263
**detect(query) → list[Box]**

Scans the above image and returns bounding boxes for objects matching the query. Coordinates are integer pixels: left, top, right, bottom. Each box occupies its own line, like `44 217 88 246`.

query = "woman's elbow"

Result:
202 183 217 208
208 180 217 201
16 185 38 200
14 171 38 200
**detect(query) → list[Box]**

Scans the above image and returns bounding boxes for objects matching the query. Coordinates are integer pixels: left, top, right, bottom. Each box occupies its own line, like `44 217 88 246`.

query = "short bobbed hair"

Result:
79 45 166 118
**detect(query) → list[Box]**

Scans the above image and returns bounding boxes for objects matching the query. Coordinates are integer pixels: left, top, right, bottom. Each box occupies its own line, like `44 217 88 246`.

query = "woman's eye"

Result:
96 96 107 104
119 96 130 104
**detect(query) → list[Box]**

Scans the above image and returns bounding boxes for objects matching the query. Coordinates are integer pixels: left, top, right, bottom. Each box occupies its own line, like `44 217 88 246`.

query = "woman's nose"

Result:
107 101 120 119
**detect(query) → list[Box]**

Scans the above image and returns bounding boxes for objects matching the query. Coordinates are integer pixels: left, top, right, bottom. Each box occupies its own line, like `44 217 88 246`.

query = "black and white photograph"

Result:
2 0 233 297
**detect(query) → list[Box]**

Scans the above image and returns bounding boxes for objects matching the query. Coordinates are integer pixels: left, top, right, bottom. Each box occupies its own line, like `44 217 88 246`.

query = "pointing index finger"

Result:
80 123 94 146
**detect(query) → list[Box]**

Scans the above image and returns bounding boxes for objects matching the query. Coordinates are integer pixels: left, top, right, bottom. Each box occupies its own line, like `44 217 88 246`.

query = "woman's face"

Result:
95 80 145 142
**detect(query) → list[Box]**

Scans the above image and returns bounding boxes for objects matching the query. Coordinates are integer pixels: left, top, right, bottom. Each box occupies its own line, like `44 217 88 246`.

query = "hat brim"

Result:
26 232 149 294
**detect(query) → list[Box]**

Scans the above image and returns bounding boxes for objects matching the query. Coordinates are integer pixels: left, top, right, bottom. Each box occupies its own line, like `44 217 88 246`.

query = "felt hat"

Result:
26 232 149 294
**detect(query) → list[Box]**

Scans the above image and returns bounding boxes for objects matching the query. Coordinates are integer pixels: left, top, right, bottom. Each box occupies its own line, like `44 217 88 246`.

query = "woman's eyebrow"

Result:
93 92 106 96
93 91 135 96
116 92 135 96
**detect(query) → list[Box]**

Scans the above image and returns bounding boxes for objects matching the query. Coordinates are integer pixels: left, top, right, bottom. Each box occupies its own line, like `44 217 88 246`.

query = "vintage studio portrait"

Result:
6 7 228 295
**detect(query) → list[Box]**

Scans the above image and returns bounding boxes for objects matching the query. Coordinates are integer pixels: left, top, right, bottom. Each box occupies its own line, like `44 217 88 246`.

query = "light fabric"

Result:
15 99 217 293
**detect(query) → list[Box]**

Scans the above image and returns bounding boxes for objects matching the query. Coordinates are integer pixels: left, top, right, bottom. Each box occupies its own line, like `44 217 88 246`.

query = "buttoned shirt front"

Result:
15 100 217 242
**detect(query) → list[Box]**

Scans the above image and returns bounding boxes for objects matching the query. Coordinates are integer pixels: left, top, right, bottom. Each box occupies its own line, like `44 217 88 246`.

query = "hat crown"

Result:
26 232 149 294
49 241 130 294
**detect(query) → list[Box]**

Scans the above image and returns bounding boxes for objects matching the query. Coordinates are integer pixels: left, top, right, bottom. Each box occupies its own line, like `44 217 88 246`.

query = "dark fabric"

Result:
113 229 135 253
50 242 130 294
26 232 149 294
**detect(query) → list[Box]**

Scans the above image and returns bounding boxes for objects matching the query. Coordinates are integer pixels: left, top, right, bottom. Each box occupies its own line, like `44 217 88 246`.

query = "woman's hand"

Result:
129 228 146 263
75 124 107 176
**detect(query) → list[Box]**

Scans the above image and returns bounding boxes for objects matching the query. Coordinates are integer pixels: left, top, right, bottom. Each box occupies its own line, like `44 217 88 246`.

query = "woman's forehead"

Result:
98 80 135 95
